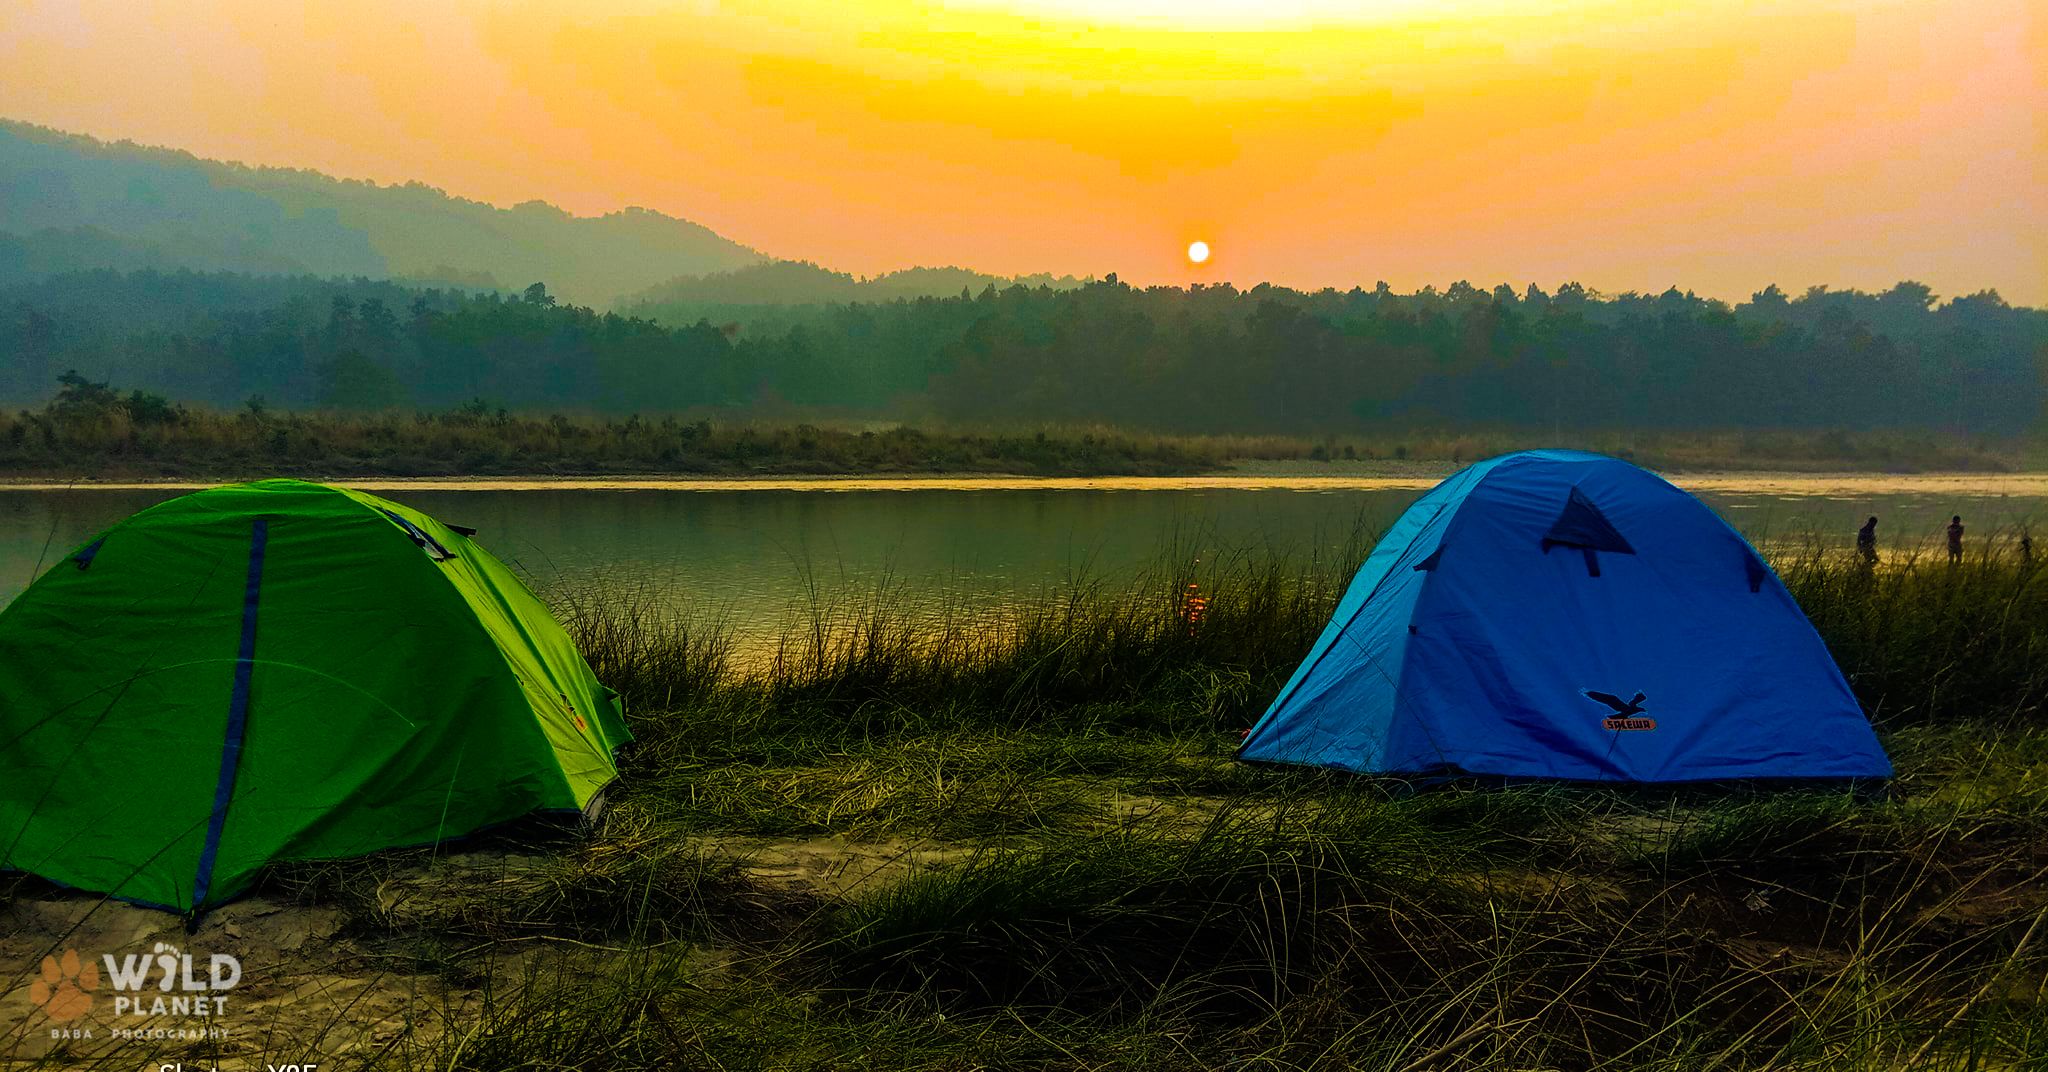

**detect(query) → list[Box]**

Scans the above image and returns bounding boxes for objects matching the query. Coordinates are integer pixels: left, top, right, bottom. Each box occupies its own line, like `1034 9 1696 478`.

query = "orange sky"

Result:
2 0 2043 302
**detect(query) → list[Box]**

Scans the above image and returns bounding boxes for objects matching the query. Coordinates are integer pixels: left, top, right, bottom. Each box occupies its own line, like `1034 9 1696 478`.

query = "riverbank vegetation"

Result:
0 374 2034 479
9 539 2046 1068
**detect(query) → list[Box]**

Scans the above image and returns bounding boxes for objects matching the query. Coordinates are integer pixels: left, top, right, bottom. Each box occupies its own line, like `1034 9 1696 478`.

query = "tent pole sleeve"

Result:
192 517 268 910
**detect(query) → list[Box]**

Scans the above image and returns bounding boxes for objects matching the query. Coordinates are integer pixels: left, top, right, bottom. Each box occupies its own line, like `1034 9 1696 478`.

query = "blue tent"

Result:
1240 451 1890 782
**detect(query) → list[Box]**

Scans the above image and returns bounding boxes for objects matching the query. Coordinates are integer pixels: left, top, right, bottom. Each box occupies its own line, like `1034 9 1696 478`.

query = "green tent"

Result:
0 480 628 912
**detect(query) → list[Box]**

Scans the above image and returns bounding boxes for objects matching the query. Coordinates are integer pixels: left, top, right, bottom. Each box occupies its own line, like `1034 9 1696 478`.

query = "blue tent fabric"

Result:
1239 451 1891 782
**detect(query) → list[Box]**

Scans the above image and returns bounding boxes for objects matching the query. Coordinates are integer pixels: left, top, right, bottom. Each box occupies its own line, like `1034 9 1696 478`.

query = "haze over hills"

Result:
0 120 767 304
0 121 1110 311
619 260 1091 327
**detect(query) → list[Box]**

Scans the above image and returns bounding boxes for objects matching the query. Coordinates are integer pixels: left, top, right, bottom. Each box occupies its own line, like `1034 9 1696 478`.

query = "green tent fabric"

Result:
0 480 628 912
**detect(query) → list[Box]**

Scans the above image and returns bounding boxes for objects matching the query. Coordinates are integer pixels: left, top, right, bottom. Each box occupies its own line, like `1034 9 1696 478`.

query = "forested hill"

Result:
0 120 765 304
620 260 1091 328
4 269 2043 436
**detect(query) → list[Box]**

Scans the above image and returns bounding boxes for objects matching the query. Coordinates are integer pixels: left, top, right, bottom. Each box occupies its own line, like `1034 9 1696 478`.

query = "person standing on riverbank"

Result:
1947 515 1965 563
1857 516 1878 568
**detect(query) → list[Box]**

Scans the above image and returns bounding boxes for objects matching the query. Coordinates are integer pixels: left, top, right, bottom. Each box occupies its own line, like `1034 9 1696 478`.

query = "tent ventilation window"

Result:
1744 551 1769 593
379 509 457 561
72 537 106 571
1541 486 1635 577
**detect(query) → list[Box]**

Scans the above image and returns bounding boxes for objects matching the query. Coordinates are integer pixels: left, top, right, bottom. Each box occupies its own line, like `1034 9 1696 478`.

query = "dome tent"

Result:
1239 451 1889 783
0 480 628 913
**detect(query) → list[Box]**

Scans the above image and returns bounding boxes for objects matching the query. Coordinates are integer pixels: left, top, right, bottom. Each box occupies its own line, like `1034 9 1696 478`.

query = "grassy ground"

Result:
5 543 2048 1069
0 399 2034 479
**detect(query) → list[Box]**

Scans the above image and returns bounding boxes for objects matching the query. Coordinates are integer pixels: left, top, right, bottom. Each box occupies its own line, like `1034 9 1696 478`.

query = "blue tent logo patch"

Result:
1583 689 1657 731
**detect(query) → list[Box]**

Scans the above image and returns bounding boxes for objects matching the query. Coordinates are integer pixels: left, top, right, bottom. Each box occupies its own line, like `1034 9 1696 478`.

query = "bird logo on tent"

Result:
1582 689 1657 731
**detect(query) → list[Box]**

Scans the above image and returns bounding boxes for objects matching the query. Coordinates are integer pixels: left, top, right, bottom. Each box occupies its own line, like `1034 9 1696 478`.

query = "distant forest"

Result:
617 259 1089 322
4 268 2043 435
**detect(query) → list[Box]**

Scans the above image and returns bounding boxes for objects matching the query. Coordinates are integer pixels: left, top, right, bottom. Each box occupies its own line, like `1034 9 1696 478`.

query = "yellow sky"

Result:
2 0 2042 301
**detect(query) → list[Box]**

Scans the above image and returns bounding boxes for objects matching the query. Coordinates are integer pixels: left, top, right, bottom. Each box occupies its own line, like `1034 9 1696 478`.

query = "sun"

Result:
1186 240 1211 265
968 2 1404 28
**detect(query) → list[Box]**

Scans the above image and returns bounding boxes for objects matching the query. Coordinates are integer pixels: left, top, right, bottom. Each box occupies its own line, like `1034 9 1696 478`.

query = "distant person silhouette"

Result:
2022 527 2034 566
1947 515 1964 563
1856 516 1878 568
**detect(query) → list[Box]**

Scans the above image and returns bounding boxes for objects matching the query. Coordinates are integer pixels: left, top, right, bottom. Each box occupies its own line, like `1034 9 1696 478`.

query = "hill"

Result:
619 260 1089 328
0 120 766 303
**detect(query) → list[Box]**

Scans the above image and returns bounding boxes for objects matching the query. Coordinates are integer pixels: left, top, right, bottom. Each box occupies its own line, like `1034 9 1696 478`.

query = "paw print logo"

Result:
28 949 98 1022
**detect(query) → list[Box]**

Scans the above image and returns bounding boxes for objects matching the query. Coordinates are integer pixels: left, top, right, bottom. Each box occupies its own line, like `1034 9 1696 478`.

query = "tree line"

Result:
3 268 2043 435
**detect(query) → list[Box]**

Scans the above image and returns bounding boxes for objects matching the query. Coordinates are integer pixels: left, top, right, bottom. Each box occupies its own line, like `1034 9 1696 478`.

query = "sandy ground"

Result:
698 835 970 898
0 890 437 1067
0 837 966 1067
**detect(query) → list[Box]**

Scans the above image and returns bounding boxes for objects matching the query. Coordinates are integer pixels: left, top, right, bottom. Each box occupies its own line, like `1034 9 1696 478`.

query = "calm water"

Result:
5 475 2045 655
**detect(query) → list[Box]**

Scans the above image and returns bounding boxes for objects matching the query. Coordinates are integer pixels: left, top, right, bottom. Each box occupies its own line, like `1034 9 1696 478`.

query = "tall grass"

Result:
556 531 2048 742
1783 540 2048 724
552 574 732 712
